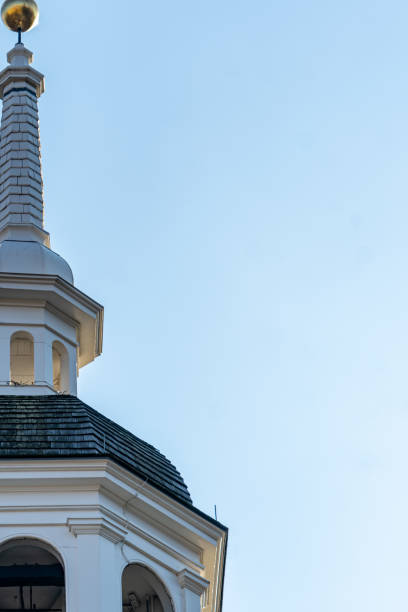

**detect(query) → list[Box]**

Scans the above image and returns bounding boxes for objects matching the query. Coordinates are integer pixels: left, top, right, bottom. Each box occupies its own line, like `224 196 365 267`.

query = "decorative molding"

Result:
0 273 104 367
0 273 103 313
66 517 127 544
45 301 80 333
177 569 209 596
0 298 80 344
0 458 226 610
0 458 226 539
0 500 204 573
0 299 48 308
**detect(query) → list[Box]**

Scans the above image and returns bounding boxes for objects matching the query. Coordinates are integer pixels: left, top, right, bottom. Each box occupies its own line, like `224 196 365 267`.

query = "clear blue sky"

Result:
8 0 408 609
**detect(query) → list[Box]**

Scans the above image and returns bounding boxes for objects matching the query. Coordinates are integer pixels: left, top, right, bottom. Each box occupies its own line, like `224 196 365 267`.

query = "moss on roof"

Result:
0 395 192 506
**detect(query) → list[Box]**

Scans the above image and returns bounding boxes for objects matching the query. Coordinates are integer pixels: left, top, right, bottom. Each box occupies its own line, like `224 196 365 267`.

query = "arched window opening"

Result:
10 332 34 385
0 538 65 611
52 341 69 393
122 565 173 612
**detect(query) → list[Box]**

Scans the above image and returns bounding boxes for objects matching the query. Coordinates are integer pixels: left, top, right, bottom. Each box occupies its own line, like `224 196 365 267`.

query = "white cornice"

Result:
0 458 226 539
177 569 209 596
0 274 103 312
0 502 204 573
67 517 128 544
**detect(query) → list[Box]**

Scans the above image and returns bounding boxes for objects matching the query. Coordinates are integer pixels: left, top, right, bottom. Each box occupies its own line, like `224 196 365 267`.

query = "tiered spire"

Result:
0 43 47 244
0 38 103 395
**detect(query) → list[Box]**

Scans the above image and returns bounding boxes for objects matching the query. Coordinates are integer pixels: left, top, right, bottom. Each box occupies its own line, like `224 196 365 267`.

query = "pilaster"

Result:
67 532 119 612
177 569 209 612
33 331 52 386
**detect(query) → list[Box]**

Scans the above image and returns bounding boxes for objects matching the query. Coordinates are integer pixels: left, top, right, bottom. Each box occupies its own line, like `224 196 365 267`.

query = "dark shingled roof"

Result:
0 395 192 506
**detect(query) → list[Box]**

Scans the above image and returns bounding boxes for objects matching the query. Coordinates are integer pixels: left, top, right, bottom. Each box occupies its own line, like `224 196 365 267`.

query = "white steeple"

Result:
0 11 227 612
0 42 103 395
0 43 47 245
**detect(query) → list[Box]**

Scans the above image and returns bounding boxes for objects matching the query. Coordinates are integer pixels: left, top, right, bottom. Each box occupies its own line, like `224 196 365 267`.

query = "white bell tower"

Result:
0 3 227 612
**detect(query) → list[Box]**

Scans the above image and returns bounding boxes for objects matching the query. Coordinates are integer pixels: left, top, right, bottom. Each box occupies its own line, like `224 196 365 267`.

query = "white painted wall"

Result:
0 458 226 612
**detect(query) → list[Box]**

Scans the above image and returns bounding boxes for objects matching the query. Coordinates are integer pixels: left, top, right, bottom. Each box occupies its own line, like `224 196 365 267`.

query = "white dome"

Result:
0 240 73 284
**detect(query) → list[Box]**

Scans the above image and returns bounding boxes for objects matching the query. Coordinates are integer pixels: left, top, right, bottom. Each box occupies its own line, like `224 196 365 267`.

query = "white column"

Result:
69 534 101 612
68 344 77 395
67 534 120 612
177 570 209 612
0 332 9 384
33 335 52 387
66 519 126 612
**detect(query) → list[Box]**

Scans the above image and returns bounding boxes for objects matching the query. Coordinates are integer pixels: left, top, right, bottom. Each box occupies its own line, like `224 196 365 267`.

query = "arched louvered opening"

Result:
10 332 34 385
52 341 69 393
0 538 65 611
122 564 173 612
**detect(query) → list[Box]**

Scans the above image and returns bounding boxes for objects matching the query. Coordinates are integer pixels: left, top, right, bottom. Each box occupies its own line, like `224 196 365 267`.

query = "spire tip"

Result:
1 0 39 35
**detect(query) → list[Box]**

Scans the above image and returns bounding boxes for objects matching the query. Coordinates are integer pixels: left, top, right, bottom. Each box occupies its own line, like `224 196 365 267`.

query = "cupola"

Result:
0 40 103 395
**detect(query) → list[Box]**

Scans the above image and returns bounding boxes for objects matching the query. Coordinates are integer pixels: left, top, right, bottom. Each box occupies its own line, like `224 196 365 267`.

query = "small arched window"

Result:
52 341 69 393
122 564 173 612
10 332 34 385
0 538 65 611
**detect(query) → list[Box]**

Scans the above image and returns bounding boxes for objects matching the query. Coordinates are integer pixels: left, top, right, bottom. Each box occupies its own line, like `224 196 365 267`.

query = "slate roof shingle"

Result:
0 395 192 506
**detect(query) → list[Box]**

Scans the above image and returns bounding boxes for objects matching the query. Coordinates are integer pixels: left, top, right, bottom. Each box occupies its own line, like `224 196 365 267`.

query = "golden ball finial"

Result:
1 0 39 33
